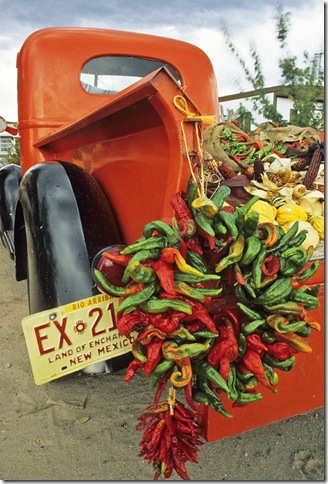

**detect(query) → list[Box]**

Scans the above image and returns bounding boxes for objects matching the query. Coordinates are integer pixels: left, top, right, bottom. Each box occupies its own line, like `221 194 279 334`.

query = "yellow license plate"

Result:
22 293 135 385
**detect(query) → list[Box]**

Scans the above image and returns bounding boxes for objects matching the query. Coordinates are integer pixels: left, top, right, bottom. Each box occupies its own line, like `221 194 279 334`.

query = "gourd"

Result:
286 220 320 250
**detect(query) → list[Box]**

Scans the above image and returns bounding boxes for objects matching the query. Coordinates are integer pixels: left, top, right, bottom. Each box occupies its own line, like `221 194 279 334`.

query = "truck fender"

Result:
0 164 22 258
17 160 123 315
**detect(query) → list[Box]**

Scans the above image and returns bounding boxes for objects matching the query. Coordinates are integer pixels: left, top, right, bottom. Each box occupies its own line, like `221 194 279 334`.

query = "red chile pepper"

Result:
170 191 193 221
153 371 171 407
265 341 297 360
261 254 280 276
186 234 203 255
123 358 145 382
144 339 164 376
212 307 241 337
177 298 218 334
149 312 181 333
116 309 150 336
245 334 268 358
207 326 238 380
242 349 274 390
196 225 216 250
153 259 176 297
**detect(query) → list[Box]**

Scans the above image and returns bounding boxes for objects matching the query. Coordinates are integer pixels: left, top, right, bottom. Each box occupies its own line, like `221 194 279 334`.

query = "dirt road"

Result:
0 245 324 481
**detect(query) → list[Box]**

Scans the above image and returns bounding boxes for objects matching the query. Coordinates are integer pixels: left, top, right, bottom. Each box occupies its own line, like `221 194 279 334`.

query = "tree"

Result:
222 2 324 130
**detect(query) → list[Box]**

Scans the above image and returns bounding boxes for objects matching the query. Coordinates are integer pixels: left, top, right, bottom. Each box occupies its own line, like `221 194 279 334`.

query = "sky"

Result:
0 0 324 123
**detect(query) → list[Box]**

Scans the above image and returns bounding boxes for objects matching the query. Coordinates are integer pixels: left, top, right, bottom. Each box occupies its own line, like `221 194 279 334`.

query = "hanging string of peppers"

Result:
92 101 321 480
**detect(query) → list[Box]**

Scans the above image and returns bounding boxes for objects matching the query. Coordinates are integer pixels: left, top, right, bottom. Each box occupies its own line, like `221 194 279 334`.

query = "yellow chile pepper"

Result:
161 247 205 278
215 234 245 273
273 331 312 353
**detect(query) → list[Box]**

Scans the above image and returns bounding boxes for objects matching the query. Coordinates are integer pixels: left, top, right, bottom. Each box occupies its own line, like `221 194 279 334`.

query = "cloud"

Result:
0 0 324 121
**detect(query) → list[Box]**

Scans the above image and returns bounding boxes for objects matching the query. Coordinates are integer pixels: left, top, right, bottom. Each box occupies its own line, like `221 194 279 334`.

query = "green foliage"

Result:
222 2 324 130
5 137 20 166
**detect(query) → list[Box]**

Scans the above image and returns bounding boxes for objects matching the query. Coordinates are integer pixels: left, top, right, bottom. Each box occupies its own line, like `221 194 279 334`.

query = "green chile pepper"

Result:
149 359 175 390
120 236 167 254
93 269 144 297
239 235 262 266
280 247 308 276
237 303 262 321
243 211 260 237
121 248 161 283
192 360 230 394
267 221 299 253
255 277 292 305
218 210 239 241
261 331 276 344
143 220 181 246
139 297 192 314
263 301 301 316
242 319 266 336
235 391 262 404
195 211 215 236
116 283 158 313
227 365 238 400
186 250 209 274
263 354 296 371
128 261 156 283
238 333 247 359
252 248 267 288
211 185 231 210
196 375 233 418
174 272 220 284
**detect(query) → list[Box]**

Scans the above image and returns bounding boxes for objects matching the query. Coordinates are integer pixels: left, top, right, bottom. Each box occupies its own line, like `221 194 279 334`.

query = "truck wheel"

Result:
17 160 132 372
0 164 21 259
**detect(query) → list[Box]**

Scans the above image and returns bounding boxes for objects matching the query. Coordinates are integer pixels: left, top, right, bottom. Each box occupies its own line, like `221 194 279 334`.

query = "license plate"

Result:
22 293 135 385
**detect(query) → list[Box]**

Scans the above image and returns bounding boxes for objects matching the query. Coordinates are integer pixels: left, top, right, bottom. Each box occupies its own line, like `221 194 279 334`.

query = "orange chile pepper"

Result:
170 357 192 388
137 327 167 345
273 331 312 353
258 222 279 247
102 251 132 266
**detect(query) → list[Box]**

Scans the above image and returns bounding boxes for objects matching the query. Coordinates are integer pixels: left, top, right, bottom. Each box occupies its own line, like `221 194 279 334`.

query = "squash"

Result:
246 200 277 224
310 216 324 240
275 203 308 227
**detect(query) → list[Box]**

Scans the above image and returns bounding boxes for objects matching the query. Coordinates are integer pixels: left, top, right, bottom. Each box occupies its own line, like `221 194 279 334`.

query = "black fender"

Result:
17 160 123 314
0 164 22 258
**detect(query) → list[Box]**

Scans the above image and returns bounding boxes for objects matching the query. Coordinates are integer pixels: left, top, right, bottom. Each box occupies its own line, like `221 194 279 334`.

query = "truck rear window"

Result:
80 56 181 94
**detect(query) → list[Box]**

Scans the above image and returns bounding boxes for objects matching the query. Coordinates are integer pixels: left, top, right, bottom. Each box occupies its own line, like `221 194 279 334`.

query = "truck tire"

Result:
0 164 21 259
16 160 132 372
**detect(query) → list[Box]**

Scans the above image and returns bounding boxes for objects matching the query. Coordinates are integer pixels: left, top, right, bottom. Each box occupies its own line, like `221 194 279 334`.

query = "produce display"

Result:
93 123 322 479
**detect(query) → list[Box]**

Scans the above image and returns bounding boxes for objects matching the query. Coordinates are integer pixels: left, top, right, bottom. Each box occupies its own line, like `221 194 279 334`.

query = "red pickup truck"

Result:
0 27 219 377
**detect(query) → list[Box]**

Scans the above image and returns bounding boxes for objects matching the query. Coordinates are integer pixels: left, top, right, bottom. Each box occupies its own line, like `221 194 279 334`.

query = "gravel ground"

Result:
0 245 324 481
